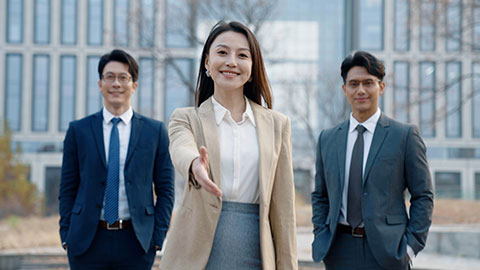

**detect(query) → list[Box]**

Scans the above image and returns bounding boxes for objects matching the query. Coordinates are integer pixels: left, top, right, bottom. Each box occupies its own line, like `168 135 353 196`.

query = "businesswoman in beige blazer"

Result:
160 21 298 270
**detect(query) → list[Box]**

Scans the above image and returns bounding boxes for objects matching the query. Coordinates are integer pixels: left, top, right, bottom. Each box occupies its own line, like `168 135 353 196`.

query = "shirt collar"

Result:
349 108 381 134
211 96 256 126
103 107 133 125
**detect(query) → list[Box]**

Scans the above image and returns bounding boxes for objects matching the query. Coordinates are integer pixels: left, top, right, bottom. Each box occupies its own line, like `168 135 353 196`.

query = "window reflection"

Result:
114 0 129 46
393 62 409 122
358 0 384 50
7 0 23 43
32 55 50 131
86 56 102 115
164 59 193 119
88 0 103 45
445 62 461 138
61 0 77 44
60 56 76 131
5 54 23 131
34 0 51 44
419 62 435 137
138 58 155 117
394 0 409 51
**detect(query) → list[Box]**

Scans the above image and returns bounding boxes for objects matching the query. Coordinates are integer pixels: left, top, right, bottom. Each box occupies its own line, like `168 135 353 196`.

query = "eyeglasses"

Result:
102 73 132 84
346 79 381 90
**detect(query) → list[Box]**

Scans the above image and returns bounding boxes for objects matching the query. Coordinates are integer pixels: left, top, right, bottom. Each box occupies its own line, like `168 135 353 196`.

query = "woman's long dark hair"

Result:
195 21 272 109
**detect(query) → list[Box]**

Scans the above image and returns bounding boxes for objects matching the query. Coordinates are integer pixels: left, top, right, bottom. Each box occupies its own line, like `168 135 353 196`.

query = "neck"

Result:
213 91 246 115
352 109 376 123
105 105 130 117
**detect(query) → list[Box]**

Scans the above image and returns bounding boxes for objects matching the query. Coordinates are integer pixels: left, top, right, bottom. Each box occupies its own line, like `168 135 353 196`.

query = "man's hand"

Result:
62 242 67 251
191 146 222 197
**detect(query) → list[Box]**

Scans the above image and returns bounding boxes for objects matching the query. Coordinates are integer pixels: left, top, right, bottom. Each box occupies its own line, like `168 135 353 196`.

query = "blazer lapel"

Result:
198 98 222 188
363 113 390 184
125 112 143 167
250 100 274 205
335 120 349 192
91 110 107 168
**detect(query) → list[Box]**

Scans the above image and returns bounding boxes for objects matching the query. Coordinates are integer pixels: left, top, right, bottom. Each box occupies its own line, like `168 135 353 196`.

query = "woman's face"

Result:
205 31 252 95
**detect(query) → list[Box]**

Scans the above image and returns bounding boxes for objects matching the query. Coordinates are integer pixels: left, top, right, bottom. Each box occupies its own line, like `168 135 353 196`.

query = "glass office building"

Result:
1 0 479 212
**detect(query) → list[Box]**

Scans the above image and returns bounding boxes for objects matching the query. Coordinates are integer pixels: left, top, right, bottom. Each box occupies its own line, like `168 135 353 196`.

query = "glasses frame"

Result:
101 72 132 84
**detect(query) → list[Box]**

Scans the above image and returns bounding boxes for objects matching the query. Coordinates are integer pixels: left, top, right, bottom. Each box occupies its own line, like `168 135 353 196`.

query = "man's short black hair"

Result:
341 51 385 83
98 49 139 82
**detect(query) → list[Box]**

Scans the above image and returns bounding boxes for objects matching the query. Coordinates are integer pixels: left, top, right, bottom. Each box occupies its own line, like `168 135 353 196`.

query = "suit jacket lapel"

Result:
198 98 222 188
336 120 349 192
363 113 390 184
92 110 107 168
250 100 274 205
126 112 143 167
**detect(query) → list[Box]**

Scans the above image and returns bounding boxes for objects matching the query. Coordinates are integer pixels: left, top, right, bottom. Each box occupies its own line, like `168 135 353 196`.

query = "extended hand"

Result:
191 146 223 197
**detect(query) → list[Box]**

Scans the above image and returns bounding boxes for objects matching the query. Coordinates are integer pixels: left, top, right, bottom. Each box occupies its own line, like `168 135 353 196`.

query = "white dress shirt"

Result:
101 107 132 220
339 108 415 263
212 96 260 203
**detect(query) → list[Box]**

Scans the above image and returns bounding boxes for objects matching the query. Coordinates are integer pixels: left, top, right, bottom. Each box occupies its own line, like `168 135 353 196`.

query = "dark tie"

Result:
347 124 366 228
105 118 121 225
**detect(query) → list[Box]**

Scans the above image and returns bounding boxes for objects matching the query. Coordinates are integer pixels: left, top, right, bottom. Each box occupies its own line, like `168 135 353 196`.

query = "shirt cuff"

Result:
407 245 415 266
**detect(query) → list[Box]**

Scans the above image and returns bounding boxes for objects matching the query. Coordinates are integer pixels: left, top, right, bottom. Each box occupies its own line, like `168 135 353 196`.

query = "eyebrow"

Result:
215 44 250 52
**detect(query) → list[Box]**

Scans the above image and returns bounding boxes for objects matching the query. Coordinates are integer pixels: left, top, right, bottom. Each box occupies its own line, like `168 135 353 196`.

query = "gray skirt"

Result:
205 201 262 270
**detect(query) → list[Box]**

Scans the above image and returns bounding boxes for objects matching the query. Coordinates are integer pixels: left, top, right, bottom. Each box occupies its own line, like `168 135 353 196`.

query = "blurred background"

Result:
1 0 480 268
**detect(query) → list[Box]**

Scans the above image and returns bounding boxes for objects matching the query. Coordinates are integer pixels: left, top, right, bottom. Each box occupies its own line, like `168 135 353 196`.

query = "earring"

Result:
205 70 211 77
248 77 253 82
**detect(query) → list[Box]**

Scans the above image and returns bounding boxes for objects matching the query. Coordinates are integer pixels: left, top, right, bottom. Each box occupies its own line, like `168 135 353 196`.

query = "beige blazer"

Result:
160 97 298 270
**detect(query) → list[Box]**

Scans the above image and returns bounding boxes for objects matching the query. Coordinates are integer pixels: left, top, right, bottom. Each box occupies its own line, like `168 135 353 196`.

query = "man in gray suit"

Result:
312 51 434 270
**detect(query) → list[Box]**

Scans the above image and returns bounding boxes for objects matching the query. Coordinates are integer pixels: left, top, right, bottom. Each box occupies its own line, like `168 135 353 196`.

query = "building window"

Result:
165 0 194 48
358 0 384 51
473 62 480 138
59 56 76 131
419 62 435 137
6 0 23 43
475 173 480 200
394 0 409 51
34 0 51 44
473 1 480 50
114 0 129 46
138 58 155 117
420 0 435 51
32 55 50 131
88 0 103 45
4 54 23 131
45 167 61 215
393 62 409 122
445 0 462 51
164 59 193 119
86 56 102 115
139 0 155 47
435 172 461 199
61 0 77 44
445 62 462 138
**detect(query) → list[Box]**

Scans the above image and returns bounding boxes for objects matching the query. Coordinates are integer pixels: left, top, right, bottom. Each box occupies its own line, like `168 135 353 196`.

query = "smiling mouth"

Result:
221 71 239 76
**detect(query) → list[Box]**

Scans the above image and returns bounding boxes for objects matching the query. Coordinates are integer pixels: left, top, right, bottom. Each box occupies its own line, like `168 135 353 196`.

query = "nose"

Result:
226 54 237 67
111 77 121 87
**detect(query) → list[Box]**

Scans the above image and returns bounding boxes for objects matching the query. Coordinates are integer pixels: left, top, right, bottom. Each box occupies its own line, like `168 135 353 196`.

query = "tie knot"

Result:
356 125 366 134
111 118 121 126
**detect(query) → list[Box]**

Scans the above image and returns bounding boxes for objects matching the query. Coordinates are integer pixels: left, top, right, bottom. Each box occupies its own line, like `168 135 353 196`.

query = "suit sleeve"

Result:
311 131 329 235
404 126 434 254
168 109 200 181
269 117 298 270
153 122 175 248
58 122 80 244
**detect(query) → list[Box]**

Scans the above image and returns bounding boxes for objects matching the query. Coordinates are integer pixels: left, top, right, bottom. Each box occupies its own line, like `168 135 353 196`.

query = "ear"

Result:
204 54 210 71
379 81 386 95
98 80 102 89
342 84 347 96
131 81 138 94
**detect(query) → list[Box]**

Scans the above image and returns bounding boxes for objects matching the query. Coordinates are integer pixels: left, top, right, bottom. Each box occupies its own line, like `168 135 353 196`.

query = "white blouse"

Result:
212 96 260 203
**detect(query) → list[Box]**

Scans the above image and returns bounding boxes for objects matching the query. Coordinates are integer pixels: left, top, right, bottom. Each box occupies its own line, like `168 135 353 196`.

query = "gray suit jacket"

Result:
311 113 434 269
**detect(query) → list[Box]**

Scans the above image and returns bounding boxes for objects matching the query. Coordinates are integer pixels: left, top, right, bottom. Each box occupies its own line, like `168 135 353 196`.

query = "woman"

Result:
160 21 297 270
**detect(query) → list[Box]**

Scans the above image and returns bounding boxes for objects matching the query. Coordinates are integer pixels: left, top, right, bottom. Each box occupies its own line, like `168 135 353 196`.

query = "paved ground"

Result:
296 226 480 270
1 227 480 270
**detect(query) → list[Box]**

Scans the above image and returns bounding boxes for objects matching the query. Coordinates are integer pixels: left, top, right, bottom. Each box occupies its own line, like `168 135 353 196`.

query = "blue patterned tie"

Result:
105 118 121 225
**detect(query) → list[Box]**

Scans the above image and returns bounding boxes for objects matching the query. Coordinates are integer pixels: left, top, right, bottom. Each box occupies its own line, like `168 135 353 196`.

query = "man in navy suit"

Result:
312 51 434 270
59 49 174 269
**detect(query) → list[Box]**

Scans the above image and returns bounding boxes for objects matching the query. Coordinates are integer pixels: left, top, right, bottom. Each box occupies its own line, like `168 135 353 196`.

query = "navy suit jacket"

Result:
312 113 434 269
59 110 175 256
